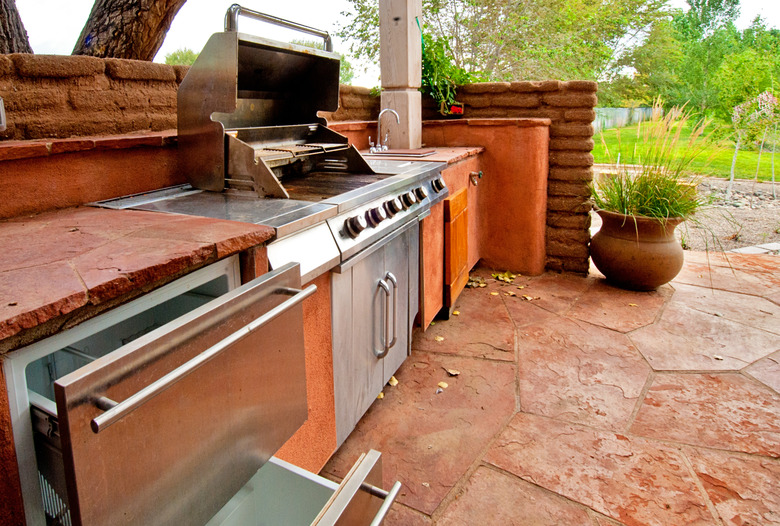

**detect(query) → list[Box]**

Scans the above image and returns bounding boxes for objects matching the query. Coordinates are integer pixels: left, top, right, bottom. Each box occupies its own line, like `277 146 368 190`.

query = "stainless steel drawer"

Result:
209 450 401 526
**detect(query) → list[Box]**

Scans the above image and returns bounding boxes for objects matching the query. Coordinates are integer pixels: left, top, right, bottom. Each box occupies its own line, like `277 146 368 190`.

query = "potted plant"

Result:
420 31 479 116
590 104 715 291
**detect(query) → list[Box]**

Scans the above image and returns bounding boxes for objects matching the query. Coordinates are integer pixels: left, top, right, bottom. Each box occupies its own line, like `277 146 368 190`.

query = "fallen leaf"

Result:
491 270 517 283
713 355 724 361
517 286 525 290
443 368 461 376
7 302 17 306
629 303 638 307
434 336 444 342
376 392 384 399
430 321 436 325
522 295 535 301
422 482 430 488
504 291 516 297
438 381 449 389
490 291 499 296
452 310 460 316
436 388 443 394
479 283 487 288
388 376 399 387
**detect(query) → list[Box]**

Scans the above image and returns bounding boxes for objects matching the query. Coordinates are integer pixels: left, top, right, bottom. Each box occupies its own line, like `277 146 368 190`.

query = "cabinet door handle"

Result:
385 272 398 351
375 279 391 358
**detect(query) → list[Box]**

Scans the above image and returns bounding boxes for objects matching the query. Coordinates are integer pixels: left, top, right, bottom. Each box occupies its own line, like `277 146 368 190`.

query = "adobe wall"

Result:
454 81 596 274
0 54 185 140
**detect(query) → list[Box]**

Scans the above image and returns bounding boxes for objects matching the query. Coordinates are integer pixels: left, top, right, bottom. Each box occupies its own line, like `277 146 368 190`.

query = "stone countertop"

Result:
361 146 484 165
0 206 274 354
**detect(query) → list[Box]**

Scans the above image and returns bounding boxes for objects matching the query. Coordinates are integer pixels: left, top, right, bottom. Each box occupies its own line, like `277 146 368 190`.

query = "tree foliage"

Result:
339 0 666 81
164 47 198 66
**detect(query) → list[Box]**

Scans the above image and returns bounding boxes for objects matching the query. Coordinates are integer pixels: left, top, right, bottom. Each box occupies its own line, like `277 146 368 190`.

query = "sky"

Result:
14 0 780 88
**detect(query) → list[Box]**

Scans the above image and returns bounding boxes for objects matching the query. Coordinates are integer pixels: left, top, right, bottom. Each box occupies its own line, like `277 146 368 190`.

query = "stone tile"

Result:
686 447 780 526
511 272 593 315
674 252 780 298
73 236 215 304
0 262 88 340
485 413 716 526
757 242 780 251
322 353 516 516
730 246 770 254
631 374 780 457
745 351 780 393
437 465 593 525
630 302 779 371
412 285 515 361
669 282 780 336
517 316 650 431
568 279 672 333
384 504 432 526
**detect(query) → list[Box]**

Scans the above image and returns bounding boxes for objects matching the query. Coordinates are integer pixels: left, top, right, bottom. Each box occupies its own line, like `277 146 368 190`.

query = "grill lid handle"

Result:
224 4 333 51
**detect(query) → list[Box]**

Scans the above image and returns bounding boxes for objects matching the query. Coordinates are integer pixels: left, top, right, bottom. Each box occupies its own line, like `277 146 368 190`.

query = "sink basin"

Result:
365 148 436 158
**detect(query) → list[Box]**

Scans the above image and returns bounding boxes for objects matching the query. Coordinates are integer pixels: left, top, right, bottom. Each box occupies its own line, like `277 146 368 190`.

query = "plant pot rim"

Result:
594 208 686 225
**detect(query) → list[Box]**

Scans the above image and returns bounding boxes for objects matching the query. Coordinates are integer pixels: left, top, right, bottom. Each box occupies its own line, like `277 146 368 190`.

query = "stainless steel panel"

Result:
177 32 238 192
382 228 413 383
53 263 309 526
267 223 340 282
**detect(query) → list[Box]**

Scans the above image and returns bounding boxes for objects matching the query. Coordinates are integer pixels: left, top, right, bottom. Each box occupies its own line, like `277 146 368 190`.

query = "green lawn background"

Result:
593 124 779 182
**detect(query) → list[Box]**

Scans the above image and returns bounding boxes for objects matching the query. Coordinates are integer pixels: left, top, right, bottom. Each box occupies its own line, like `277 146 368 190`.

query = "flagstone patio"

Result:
321 251 780 525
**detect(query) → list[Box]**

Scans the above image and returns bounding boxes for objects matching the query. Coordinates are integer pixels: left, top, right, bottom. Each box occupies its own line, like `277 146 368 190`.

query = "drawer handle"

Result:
368 480 402 526
90 284 317 434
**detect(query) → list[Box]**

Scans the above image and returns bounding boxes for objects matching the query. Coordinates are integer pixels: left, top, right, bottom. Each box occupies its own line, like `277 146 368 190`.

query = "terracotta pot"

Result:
590 209 684 291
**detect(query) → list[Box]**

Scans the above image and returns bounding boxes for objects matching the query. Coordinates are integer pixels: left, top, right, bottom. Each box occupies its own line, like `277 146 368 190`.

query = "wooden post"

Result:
379 0 422 149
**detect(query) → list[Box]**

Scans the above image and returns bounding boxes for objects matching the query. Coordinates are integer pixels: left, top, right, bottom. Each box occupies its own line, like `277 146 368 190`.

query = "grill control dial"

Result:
366 206 388 227
384 197 403 217
401 192 417 208
345 215 368 238
432 177 446 193
415 186 429 200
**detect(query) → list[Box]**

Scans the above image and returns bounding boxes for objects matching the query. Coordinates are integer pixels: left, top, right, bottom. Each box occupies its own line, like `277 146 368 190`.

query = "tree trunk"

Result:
73 0 187 60
0 0 33 53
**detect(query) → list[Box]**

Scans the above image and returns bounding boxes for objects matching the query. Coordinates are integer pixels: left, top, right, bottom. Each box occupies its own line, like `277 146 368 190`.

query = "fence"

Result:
593 107 654 133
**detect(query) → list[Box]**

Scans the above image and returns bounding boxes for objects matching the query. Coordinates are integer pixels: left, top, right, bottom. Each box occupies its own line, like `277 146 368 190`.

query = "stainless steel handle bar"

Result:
224 4 333 52
368 481 402 526
385 272 398 350
91 284 317 433
375 279 391 358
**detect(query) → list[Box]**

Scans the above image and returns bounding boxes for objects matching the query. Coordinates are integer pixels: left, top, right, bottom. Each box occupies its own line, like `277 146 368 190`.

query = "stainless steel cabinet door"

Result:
53 263 312 526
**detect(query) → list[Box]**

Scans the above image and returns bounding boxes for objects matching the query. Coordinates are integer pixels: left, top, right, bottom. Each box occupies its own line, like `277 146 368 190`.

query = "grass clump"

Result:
591 103 717 221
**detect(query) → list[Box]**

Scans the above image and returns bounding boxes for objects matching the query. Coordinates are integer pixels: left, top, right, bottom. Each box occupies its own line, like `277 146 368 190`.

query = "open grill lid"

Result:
178 5 370 197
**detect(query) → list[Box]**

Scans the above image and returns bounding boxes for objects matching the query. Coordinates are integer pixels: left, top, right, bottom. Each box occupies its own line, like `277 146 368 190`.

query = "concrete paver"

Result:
323 251 780 525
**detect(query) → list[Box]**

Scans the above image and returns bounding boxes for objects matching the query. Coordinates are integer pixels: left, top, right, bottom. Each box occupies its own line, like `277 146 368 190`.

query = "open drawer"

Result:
209 450 401 526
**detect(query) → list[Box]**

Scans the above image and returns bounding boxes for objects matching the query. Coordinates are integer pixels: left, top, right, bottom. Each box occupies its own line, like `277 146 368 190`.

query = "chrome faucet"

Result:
369 108 400 153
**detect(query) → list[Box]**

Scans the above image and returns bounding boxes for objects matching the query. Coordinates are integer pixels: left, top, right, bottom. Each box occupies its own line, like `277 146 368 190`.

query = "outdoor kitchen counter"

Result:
0 206 274 354
362 146 484 164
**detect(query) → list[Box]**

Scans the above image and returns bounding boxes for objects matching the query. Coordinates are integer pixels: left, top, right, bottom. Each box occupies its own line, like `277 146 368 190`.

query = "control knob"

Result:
366 206 388 227
384 197 403 217
344 215 368 238
401 192 417 208
415 186 429 200
431 177 446 193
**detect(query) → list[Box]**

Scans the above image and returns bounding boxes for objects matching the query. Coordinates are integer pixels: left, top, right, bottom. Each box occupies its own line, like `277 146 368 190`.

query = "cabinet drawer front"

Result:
54 263 310 526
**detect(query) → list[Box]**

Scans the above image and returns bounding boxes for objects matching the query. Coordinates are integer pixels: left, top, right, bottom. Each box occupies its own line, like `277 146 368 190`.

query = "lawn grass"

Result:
593 123 779 182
